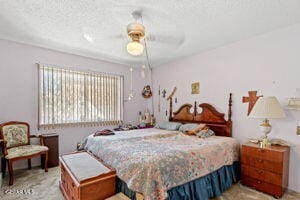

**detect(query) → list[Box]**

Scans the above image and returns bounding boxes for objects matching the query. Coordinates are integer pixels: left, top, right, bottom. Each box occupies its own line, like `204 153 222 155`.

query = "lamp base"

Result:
259 119 272 148
260 136 271 148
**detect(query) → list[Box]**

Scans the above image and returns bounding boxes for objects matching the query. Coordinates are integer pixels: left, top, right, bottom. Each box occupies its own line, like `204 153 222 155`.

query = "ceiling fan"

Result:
126 20 145 56
112 10 184 57
83 9 184 59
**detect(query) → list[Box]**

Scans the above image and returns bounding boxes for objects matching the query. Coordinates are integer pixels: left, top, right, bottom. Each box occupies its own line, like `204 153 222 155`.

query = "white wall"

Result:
1 22 300 192
152 23 300 192
0 39 147 167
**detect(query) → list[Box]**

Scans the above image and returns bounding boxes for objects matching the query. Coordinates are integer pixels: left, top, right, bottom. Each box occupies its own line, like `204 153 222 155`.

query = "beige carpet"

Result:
0 167 299 200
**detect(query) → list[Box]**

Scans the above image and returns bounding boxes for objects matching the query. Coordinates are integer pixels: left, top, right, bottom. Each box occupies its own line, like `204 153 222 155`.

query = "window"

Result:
38 64 123 129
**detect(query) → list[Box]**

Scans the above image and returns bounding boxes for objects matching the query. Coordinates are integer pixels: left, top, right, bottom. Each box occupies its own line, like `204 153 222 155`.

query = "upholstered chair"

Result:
0 121 49 185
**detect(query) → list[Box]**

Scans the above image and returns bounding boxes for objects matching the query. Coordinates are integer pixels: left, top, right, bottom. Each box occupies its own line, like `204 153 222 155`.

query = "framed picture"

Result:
191 82 200 94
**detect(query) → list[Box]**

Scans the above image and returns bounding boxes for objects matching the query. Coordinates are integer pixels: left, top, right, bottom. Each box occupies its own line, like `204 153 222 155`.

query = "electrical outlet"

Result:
297 126 300 135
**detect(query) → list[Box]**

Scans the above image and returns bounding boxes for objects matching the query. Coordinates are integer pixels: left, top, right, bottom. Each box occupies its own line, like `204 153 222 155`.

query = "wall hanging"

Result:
191 82 200 94
162 89 167 98
158 85 161 112
142 85 152 98
242 91 263 115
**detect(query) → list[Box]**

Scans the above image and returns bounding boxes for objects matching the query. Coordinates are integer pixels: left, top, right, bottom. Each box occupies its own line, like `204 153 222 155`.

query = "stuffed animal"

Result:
185 123 208 135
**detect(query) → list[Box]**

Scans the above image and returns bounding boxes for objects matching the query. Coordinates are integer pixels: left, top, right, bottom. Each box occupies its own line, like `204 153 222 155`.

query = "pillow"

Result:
197 129 215 138
179 123 199 132
155 121 182 131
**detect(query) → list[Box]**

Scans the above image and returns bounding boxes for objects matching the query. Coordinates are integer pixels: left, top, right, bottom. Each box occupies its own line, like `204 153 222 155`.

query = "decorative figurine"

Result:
144 109 151 124
150 115 156 126
138 111 143 124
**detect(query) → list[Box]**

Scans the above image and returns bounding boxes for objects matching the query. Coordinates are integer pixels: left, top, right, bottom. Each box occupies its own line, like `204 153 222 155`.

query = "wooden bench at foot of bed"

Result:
59 151 116 200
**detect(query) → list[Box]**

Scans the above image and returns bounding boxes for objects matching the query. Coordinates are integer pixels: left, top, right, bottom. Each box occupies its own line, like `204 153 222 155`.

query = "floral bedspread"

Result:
84 128 239 200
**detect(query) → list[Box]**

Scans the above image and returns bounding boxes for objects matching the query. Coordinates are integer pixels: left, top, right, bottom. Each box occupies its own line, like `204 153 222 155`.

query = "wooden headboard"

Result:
169 93 233 137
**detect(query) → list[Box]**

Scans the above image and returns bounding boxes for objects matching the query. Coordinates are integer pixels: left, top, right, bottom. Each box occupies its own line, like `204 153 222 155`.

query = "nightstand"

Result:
41 133 59 168
241 143 290 198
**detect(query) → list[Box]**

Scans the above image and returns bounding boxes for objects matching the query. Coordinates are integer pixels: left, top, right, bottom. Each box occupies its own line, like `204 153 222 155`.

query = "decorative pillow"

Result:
155 121 182 131
197 129 215 138
179 123 199 132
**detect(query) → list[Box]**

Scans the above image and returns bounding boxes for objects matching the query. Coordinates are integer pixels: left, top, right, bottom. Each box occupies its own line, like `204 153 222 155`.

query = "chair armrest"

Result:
0 139 7 145
30 135 44 146
0 139 8 156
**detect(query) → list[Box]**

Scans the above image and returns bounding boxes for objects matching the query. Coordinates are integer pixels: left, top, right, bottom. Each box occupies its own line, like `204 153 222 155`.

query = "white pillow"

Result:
179 123 199 132
155 121 182 131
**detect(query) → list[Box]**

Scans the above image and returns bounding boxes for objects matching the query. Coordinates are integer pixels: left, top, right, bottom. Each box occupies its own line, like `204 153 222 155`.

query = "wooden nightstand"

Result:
241 143 290 198
41 133 59 168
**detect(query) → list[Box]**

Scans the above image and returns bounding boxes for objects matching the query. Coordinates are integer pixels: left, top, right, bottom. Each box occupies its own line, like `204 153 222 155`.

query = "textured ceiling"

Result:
0 0 300 67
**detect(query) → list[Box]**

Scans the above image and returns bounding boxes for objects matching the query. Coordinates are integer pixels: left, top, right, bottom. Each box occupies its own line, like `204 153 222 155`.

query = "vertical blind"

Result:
38 64 123 129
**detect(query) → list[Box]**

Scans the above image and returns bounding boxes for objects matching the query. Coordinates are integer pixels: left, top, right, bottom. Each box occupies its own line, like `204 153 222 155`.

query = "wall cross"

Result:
242 91 263 115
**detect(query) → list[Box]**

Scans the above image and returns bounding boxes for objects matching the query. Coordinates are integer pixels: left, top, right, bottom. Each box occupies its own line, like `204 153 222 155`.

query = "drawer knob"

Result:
258 159 263 163
257 180 261 184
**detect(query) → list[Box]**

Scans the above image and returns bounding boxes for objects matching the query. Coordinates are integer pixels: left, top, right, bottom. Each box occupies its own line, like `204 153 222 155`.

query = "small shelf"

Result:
287 98 300 110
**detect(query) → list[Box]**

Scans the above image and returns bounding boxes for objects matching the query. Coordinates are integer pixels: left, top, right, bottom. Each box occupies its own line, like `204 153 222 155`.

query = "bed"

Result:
84 93 240 200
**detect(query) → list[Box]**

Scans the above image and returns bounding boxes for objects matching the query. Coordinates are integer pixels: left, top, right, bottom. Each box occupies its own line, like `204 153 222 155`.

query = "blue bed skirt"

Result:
117 161 240 200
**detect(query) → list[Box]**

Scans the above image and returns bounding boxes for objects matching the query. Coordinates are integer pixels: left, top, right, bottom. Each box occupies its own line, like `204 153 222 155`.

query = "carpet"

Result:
0 167 299 200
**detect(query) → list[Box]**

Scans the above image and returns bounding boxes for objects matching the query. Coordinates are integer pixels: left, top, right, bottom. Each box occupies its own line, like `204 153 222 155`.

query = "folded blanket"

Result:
93 129 115 137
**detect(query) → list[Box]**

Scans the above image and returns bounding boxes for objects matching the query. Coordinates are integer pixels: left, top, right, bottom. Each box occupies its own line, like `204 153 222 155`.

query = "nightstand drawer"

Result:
242 165 282 186
241 155 283 174
242 176 283 198
242 145 283 162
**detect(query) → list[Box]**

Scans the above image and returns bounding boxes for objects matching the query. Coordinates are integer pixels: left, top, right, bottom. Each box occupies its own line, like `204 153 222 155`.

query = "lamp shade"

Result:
249 96 286 119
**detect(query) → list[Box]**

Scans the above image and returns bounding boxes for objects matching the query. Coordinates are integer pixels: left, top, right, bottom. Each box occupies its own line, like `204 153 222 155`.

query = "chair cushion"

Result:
5 145 48 159
2 124 29 148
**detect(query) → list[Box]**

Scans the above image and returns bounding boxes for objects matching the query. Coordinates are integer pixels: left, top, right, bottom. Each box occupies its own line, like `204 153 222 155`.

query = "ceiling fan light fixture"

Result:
127 41 144 56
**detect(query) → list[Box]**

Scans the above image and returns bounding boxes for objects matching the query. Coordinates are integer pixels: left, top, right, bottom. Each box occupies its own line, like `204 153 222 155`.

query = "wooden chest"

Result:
59 151 116 200
241 143 290 198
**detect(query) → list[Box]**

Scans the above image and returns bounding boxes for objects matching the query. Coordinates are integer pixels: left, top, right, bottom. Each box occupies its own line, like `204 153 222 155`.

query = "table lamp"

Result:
249 96 286 147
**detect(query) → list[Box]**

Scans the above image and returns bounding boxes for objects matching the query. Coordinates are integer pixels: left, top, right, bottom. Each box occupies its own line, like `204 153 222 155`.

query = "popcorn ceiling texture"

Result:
0 0 300 67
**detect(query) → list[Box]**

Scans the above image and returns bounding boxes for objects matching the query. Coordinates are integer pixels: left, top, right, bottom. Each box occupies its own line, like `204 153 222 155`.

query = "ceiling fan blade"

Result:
110 34 127 39
145 34 184 45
